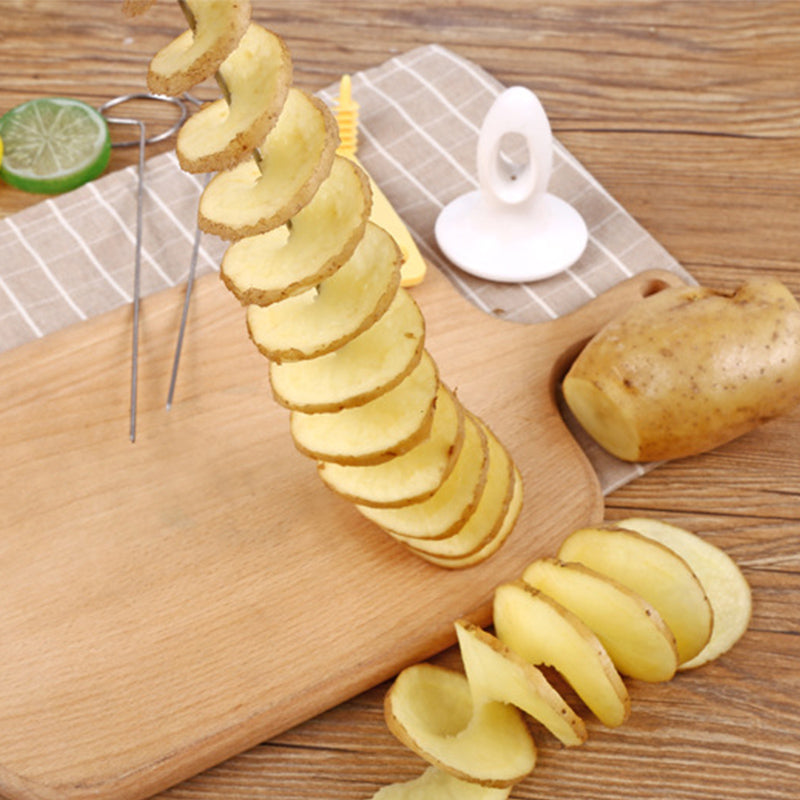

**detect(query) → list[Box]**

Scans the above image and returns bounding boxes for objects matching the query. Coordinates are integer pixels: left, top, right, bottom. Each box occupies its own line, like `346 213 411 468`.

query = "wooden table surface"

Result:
2 2 799 799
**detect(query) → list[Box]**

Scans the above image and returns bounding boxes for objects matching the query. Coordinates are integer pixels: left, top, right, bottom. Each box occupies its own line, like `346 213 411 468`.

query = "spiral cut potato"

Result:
379 518 751 796
147 0 252 96
127 0 522 566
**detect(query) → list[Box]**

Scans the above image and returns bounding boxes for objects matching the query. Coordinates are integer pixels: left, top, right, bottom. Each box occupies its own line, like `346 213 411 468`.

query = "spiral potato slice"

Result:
246 222 401 363
558 527 713 665
384 663 537 788
199 88 338 239
147 0 251 96
269 287 425 412
396 419 514 559
176 22 292 172
289 350 439 466
417 468 522 569
521 558 679 683
358 412 489 539
455 621 588 747
221 155 372 305
371 767 513 800
615 517 752 671
318 384 465 508
494 581 631 728
384 663 536 797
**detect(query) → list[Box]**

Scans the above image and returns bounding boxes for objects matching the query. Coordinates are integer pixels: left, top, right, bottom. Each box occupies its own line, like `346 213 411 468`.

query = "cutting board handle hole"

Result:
549 273 679 385
640 278 673 298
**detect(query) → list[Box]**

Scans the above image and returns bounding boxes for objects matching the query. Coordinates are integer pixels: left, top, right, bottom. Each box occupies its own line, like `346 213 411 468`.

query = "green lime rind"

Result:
0 97 111 195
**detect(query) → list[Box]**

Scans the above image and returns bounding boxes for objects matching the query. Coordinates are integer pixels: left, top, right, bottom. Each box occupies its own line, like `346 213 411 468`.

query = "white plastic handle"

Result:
476 86 553 208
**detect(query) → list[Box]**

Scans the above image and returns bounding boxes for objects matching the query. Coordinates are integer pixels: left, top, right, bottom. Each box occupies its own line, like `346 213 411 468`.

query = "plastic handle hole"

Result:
497 132 530 182
486 131 537 205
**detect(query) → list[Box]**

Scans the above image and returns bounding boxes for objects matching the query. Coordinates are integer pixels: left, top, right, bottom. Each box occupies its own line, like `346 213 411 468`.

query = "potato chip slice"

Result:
358 412 488 538
522 558 679 682
318 383 465 507
558 525 714 665
455 620 587 747
221 155 371 305
494 580 630 728
290 350 438 466
199 88 338 239
176 23 292 173
269 287 424 412
384 663 537 788
398 419 513 559
616 517 752 670
371 766 512 800
246 222 401 362
417 467 522 569
147 0 251 96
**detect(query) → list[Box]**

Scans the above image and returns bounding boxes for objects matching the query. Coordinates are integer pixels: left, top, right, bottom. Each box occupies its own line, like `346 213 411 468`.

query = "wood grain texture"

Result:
1 2 799 799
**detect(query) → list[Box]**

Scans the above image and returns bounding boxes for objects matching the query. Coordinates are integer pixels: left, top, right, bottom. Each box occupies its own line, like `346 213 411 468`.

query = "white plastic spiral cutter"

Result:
435 86 588 284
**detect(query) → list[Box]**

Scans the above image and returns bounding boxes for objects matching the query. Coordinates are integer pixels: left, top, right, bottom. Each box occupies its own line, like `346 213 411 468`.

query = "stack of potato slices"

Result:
124 0 522 566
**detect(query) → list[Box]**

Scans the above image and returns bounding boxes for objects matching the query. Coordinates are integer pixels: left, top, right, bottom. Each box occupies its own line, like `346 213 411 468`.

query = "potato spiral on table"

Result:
380 519 750 796
124 0 522 566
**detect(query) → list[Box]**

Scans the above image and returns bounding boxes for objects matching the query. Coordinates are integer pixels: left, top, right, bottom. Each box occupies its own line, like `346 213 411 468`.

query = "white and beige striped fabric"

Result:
0 45 691 492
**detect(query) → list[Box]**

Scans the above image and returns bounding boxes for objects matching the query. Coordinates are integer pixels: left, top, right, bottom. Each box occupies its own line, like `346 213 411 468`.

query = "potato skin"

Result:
562 278 800 461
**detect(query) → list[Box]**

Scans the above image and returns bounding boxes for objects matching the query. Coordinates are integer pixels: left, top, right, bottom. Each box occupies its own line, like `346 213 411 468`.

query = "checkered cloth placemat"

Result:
0 44 692 492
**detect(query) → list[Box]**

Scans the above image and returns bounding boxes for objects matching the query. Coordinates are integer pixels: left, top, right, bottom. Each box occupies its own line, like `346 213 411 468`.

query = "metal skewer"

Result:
98 93 188 441
129 119 145 442
165 223 201 411
165 155 208 411
116 3 264 419
165 92 209 411
166 3 265 409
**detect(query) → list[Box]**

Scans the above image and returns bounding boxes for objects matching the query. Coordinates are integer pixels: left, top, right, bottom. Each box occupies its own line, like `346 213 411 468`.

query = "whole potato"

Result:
562 278 800 462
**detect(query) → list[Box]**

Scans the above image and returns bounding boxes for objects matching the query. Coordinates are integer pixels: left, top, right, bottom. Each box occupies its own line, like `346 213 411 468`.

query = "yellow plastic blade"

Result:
335 75 426 286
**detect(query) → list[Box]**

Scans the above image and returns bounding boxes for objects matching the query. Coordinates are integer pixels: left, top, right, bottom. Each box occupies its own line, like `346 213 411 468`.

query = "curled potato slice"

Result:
557 526 714 665
616 517 752 670
416 467 522 569
147 0 251 95
221 156 371 305
522 558 679 682
269 287 425 412
455 620 587 747
290 350 439 466
384 663 537 788
358 412 488 538
128 0 523 568
494 580 631 728
394 419 513 559
371 766 512 800
199 88 338 239
318 384 465 508
176 23 292 172
246 222 401 363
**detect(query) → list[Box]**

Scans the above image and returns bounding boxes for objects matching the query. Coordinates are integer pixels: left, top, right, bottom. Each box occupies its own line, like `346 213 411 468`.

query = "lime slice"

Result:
0 97 111 194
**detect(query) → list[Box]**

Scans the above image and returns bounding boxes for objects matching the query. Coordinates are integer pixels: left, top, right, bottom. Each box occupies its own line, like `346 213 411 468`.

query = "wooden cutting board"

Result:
0 263 684 800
